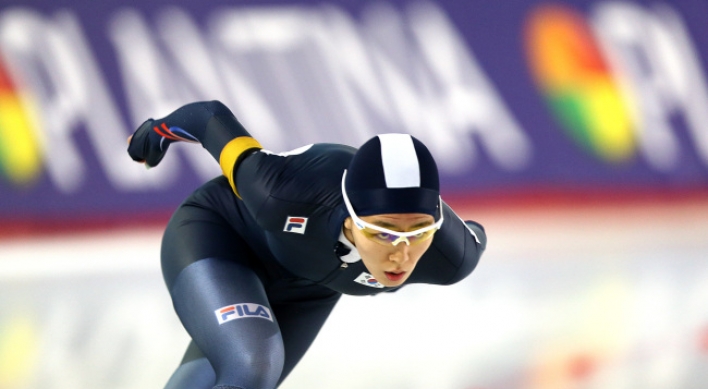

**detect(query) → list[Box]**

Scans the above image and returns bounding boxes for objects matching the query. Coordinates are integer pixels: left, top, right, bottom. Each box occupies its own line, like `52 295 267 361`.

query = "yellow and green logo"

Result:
524 4 635 162
0 55 42 185
0 315 38 387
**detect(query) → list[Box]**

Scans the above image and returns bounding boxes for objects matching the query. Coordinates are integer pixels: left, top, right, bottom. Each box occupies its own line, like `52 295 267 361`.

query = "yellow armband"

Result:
219 136 262 198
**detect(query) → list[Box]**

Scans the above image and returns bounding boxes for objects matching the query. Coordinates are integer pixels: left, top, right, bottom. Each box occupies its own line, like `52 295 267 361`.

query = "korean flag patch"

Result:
354 272 384 288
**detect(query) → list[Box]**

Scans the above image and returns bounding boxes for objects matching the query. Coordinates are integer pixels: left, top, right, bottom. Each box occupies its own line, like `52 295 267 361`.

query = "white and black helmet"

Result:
343 133 440 218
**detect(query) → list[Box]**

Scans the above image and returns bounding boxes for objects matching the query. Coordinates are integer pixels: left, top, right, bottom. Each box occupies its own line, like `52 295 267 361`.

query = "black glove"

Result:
464 220 487 250
127 119 174 168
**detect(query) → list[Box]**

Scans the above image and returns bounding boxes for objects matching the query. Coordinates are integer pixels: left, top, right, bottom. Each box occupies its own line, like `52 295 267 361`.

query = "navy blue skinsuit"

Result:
131 101 487 389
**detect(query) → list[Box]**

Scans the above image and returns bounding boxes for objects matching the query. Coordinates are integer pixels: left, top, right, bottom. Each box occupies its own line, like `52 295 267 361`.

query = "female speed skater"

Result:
127 100 486 389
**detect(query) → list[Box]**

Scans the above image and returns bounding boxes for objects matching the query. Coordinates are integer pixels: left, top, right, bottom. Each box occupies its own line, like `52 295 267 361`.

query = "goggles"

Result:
341 171 444 246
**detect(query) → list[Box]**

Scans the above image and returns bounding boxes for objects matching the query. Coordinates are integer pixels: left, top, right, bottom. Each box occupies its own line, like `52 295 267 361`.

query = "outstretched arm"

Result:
127 100 262 196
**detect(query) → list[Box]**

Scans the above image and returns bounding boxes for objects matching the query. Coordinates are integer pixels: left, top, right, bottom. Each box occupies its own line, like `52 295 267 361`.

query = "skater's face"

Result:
344 213 435 287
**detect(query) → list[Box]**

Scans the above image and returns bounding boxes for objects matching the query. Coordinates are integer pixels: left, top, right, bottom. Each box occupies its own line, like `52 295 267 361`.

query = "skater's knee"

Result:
214 334 285 389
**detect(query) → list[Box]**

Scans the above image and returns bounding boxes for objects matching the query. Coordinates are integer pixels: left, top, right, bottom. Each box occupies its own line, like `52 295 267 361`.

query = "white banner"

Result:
1 203 708 389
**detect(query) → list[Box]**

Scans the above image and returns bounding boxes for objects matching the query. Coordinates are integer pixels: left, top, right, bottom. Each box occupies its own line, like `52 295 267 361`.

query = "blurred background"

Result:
1 0 707 388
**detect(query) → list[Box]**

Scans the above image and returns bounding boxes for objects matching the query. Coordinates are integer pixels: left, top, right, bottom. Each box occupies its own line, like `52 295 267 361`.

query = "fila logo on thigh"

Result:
215 303 273 325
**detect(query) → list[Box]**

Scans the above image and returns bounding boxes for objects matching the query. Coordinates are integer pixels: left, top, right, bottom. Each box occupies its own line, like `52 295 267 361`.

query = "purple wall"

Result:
1 0 707 222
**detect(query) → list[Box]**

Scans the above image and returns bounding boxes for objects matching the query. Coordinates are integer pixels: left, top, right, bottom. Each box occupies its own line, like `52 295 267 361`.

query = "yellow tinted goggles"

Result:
342 171 444 246
358 223 440 246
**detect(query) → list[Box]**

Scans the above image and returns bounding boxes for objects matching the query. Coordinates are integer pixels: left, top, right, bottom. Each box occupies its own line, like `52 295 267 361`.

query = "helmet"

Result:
344 134 440 218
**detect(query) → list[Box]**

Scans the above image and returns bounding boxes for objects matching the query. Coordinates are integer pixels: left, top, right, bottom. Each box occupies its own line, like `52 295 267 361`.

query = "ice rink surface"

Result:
1 198 707 389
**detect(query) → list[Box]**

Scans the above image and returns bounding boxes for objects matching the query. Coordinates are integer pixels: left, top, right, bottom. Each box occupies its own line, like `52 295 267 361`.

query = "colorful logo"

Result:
0 315 38 388
152 122 199 144
524 4 635 162
215 303 273 325
354 272 384 288
0 55 42 185
283 216 308 234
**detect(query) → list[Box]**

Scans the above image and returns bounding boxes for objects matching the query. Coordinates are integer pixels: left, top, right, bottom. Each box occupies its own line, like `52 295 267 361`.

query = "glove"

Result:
127 119 175 168
464 220 487 249
464 220 484 232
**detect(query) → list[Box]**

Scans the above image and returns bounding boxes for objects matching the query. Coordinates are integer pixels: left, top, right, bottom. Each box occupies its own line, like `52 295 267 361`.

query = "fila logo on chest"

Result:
284 216 308 234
